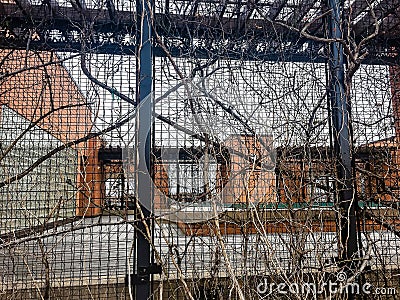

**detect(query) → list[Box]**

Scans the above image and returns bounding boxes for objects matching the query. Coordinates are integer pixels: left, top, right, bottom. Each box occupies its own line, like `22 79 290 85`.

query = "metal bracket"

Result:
125 264 162 286
139 264 162 276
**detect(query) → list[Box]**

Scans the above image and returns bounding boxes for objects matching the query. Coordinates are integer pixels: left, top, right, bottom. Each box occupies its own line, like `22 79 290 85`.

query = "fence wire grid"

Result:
1 0 400 299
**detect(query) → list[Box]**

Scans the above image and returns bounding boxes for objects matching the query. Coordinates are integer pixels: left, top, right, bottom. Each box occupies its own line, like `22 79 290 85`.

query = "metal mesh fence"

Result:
1 0 400 299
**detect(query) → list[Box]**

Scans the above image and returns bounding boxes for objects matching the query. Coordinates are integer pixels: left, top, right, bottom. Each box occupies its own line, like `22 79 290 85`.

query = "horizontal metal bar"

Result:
2 40 400 64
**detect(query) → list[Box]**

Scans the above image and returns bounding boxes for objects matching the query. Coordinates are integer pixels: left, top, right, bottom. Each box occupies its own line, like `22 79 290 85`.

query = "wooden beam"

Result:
353 0 400 35
287 0 319 27
13 0 32 17
106 0 116 21
267 0 288 20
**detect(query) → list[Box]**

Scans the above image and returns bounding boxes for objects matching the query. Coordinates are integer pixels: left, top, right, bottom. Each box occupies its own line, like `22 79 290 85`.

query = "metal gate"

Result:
1 0 400 299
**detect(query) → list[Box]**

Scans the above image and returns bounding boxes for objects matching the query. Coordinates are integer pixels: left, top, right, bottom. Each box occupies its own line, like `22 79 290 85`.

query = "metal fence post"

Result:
136 0 153 298
327 0 358 277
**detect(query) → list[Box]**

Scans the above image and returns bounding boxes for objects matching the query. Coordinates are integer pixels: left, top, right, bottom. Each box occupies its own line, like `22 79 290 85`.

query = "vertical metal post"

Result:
136 0 153 299
327 0 358 270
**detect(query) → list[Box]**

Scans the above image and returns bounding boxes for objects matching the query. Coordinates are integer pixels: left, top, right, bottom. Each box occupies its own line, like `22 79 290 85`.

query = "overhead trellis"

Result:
1 0 400 299
1 0 400 62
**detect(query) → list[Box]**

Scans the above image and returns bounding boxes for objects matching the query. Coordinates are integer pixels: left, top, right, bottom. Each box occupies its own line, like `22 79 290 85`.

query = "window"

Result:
310 175 335 203
167 154 218 201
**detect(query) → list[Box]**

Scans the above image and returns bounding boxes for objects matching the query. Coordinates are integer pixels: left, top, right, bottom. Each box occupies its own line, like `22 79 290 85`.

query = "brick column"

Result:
221 134 275 205
153 160 169 209
76 137 105 217
388 63 400 202
390 65 400 139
